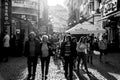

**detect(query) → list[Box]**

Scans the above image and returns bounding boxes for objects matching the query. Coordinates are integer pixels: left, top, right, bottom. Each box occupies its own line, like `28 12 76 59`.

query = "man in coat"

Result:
24 32 40 80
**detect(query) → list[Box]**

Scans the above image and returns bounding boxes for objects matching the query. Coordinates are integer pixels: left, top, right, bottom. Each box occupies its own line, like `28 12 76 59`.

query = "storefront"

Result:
12 0 38 36
101 0 120 52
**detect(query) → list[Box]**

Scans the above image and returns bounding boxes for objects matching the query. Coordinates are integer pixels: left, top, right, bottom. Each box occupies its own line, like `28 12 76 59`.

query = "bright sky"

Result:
48 0 65 6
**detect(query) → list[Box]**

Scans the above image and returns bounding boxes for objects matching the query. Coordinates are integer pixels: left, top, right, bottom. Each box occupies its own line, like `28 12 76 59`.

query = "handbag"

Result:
76 43 85 52
93 50 100 55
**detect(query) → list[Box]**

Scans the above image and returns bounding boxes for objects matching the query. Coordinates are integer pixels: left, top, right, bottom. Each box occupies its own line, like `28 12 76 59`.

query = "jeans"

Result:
40 56 50 80
27 56 38 80
77 52 88 72
64 56 74 80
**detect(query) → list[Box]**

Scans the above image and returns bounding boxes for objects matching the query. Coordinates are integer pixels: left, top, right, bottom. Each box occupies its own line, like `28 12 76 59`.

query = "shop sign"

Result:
2 0 12 32
103 0 118 16
12 0 38 10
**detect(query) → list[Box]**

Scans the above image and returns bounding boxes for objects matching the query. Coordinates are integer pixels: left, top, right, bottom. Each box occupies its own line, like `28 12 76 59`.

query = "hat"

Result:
42 35 48 39
29 31 36 36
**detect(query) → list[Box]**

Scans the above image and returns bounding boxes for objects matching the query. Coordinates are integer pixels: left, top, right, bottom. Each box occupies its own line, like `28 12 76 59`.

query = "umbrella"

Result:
66 22 106 34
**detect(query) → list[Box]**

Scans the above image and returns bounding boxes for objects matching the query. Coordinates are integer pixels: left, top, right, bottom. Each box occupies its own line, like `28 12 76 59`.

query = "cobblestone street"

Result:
0 53 120 80
76 53 120 80
0 57 78 80
1 0 120 80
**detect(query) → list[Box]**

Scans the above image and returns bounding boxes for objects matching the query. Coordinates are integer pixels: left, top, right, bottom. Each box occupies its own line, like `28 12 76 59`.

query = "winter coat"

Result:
24 39 40 57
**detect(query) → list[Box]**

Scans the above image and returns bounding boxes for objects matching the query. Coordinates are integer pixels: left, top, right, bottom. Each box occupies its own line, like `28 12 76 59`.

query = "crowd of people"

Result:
0 31 108 80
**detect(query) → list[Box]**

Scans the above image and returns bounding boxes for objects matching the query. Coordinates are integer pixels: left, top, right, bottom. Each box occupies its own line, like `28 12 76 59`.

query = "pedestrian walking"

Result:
71 37 77 70
40 35 53 80
76 37 89 73
98 35 108 62
24 32 40 80
61 35 75 80
3 32 10 62
54 42 62 71
10 34 16 56
87 34 94 64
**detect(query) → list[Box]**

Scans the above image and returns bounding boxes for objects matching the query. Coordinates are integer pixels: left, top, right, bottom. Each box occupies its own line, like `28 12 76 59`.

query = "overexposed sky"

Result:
48 0 65 6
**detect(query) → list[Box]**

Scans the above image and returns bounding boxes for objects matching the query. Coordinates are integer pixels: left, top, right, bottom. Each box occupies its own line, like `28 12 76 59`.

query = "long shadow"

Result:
75 58 120 80
79 69 99 80
87 72 99 80
87 62 119 80
74 70 86 80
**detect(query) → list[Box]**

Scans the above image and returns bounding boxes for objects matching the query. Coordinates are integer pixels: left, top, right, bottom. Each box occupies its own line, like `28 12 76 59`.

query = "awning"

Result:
66 24 81 33
65 22 105 34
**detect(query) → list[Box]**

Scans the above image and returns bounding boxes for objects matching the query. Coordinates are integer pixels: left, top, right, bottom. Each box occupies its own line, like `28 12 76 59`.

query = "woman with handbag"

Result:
98 35 108 62
76 37 89 73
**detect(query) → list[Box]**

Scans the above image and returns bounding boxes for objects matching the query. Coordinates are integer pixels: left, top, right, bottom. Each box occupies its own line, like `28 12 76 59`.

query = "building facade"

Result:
66 0 102 30
100 0 120 52
66 0 120 52
66 0 81 27
0 0 39 38
39 0 50 34
12 0 39 37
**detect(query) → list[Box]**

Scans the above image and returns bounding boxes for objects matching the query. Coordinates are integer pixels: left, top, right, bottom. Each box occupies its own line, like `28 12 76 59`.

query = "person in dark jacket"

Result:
87 34 94 64
24 32 40 80
3 32 10 62
61 35 75 80
40 35 53 80
71 37 77 70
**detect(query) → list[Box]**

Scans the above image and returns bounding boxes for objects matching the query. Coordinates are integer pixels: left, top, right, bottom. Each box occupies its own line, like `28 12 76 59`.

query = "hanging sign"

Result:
12 0 38 10
2 0 12 32
103 0 118 16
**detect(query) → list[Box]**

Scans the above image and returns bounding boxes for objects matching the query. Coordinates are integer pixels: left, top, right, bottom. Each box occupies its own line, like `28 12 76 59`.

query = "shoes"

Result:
45 75 47 80
32 76 35 80
65 75 68 79
42 75 44 80
27 76 32 80
74 68 77 72
42 77 44 80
